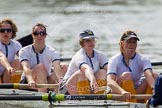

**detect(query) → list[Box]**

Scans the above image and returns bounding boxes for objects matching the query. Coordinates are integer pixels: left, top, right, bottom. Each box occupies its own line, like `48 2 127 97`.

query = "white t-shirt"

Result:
19 44 60 79
107 53 152 88
63 48 108 80
0 40 22 76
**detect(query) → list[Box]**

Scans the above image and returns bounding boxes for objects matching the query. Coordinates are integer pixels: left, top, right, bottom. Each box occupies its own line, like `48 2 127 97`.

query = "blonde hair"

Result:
119 41 124 52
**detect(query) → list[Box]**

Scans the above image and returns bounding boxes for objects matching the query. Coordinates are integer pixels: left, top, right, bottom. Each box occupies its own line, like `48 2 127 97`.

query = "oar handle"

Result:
18 84 59 89
131 94 152 99
14 70 23 75
106 94 152 100
98 86 106 91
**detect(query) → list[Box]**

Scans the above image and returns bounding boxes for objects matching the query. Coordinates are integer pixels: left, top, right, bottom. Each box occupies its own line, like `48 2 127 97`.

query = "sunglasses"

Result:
0 28 12 33
33 31 46 36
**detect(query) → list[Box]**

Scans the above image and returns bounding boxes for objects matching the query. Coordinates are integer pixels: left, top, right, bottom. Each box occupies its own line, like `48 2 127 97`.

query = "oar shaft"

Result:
0 95 48 101
18 84 59 89
0 83 59 89
64 94 107 100
53 94 152 101
0 93 152 101
60 58 71 61
151 62 162 66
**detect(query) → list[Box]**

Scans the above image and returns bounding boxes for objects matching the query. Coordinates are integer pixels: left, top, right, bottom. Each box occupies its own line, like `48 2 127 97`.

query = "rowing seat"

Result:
11 74 21 83
0 72 21 83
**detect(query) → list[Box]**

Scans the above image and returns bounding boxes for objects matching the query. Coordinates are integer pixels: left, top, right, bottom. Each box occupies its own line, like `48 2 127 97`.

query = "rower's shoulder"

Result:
45 45 57 51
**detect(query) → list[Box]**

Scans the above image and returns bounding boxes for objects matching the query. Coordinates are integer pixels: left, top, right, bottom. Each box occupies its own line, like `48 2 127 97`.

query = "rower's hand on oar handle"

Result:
121 91 131 100
6 67 16 76
28 80 36 88
104 86 112 94
90 82 99 93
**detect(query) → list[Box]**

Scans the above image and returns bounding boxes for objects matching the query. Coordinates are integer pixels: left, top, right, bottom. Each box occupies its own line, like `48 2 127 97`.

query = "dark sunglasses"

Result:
33 31 46 36
0 28 12 33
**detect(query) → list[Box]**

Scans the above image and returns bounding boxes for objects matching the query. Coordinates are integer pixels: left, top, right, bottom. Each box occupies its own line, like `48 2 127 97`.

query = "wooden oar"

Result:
0 83 59 89
0 93 152 101
14 70 23 75
0 83 108 93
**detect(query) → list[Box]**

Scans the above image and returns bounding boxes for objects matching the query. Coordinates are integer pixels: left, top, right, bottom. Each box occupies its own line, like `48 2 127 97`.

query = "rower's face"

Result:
124 38 137 49
0 23 13 42
122 38 137 56
32 26 46 42
82 38 95 50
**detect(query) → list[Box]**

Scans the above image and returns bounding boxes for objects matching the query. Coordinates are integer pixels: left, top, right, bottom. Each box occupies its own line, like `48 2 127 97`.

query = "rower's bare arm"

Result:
0 51 12 69
103 64 108 72
107 74 126 94
21 61 33 82
144 69 156 89
80 64 95 82
0 51 15 75
52 60 64 81
80 64 98 92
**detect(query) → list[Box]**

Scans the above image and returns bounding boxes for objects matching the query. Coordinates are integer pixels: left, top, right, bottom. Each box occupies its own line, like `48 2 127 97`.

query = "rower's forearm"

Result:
146 76 155 89
107 80 125 94
26 75 33 83
54 68 64 80
145 71 156 89
0 56 11 68
84 67 95 82
24 69 33 82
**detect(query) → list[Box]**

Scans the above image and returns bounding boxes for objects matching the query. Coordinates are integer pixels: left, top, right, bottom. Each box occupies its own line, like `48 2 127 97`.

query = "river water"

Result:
0 0 162 62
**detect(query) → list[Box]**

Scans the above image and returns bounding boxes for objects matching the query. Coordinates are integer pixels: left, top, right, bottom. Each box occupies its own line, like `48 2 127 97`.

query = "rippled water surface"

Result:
0 0 162 62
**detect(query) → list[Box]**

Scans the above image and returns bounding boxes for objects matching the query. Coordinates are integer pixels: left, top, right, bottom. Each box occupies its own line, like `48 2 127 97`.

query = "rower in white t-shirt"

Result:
60 29 108 94
0 19 22 83
19 23 67 92
107 30 159 102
